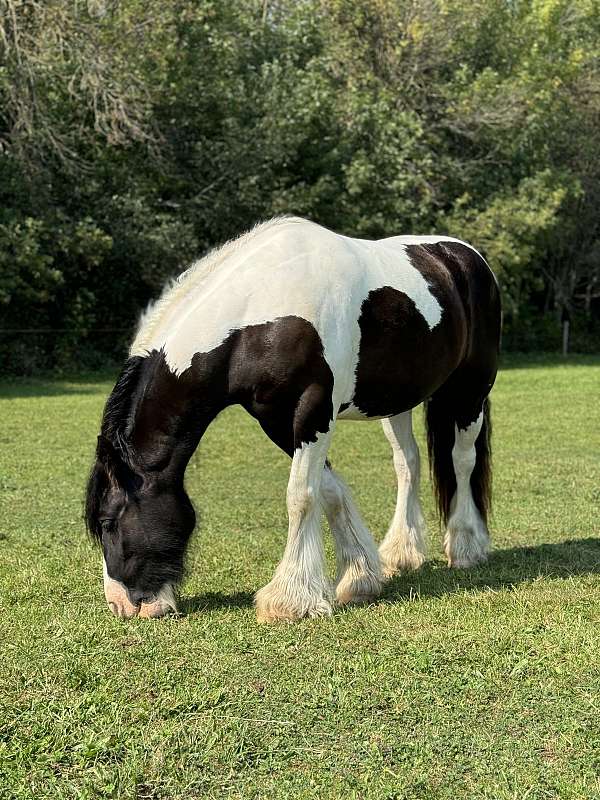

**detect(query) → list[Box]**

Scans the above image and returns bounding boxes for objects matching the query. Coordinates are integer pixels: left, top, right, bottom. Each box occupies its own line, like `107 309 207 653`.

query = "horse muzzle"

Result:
102 559 176 619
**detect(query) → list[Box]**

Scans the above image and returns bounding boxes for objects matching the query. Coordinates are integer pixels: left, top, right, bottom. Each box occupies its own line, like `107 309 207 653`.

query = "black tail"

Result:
425 395 492 526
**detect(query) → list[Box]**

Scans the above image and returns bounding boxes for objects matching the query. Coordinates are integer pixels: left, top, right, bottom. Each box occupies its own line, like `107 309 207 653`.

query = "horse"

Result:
85 216 501 622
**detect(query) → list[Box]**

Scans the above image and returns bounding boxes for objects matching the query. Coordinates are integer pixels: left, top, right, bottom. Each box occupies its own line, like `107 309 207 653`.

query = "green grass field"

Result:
1 355 599 800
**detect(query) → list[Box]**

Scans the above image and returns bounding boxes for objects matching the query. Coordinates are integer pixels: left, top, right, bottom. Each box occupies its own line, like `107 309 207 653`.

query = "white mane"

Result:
131 215 303 356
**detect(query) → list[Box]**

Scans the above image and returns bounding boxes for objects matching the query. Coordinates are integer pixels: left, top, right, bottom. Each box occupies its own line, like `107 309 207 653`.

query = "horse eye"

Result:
100 519 116 534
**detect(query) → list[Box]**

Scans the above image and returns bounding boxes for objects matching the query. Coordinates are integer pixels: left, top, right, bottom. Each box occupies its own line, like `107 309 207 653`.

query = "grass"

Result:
1 354 599 800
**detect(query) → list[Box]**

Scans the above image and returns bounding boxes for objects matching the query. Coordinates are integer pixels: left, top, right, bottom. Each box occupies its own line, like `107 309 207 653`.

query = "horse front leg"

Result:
321 467 382 605
255 425 334 624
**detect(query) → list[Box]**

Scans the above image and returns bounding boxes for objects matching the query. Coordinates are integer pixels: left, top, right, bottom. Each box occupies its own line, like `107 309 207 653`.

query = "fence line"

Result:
0 328 132 334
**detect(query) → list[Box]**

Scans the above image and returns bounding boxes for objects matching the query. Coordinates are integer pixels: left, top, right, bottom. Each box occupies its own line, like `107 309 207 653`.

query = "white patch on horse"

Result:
132 217 295 354
130 220 467 407
102 557 138 619
379 411 427 577
138 583 178 618
102 558 176 619
444 412 490 568
320 467 382 605
254 429 334 623
337 402 378 421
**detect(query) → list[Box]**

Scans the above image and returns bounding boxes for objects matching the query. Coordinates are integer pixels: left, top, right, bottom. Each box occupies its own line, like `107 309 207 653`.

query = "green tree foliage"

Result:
1 0 599 372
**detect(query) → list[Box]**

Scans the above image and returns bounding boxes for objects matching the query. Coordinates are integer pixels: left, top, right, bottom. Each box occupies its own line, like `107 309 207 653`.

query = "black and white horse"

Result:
85 217 501 622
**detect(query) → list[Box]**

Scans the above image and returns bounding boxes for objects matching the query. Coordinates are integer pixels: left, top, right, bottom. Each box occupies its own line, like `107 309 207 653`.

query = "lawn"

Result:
1 355 599 800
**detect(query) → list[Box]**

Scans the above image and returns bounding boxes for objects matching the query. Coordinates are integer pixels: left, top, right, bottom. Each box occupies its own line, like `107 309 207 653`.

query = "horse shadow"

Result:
179 538 600 615
179 590 255 614
381 537 600 602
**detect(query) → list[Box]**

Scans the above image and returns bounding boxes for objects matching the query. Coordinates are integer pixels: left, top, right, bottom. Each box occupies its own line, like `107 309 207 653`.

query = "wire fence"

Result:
0 328 132 334
0 327 134 372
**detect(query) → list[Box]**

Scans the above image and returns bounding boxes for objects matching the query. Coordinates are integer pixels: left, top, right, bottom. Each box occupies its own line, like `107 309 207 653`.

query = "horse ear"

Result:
96 434 141 492
96 434 117 463
85 457 110 540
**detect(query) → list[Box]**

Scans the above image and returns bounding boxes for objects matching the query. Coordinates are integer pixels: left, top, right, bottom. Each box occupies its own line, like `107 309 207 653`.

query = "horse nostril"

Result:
128 588 153 606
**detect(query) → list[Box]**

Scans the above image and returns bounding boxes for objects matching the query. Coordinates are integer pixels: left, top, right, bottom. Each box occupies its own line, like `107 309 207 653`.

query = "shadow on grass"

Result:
179 590 255 614
382 537 600 602
498 353 600 370
0 366 123 397
0 382 102 398
0 372 119 398
177 538 600 616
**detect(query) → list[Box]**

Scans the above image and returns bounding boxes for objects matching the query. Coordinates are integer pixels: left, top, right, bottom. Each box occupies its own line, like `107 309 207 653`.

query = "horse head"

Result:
85 434 195 618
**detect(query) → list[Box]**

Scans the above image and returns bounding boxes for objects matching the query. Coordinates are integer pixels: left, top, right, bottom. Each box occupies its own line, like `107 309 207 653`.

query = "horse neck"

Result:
125 350 227 479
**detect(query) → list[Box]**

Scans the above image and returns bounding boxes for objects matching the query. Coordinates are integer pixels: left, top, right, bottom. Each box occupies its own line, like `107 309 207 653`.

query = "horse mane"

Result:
100 356 148 460
85 356 148 540
87 215 305 538
131 215 304 356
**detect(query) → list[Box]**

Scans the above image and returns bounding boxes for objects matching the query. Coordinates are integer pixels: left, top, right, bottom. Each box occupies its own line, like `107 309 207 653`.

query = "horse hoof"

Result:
448 554 488 569
255 583 333 623
255 606 298 624
336 590 378 607
255 601 333 623
379 547 426 580
335 572 381 607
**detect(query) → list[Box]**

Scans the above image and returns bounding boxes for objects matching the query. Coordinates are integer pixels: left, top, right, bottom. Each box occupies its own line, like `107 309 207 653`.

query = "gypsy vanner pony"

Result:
85 217 501 622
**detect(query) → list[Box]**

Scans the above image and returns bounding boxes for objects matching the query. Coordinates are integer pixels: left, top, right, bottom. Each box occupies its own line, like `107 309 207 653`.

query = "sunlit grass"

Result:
1 354 599 799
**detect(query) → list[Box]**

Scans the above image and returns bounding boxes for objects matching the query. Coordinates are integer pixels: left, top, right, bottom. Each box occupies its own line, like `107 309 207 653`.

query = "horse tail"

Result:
425 393 492 526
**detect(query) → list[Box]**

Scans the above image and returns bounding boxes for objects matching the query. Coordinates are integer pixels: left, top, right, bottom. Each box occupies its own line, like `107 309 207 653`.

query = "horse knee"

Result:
287 482 318 518
321 470 344 516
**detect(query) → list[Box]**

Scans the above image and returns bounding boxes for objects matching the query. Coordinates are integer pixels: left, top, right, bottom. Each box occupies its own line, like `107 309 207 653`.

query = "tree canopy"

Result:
1 0 599 372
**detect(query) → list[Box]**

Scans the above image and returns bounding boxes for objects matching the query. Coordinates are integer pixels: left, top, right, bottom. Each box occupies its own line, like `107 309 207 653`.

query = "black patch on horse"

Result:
404 242 500 526
228 315 335 454
350 283 467 418
85 315 334 589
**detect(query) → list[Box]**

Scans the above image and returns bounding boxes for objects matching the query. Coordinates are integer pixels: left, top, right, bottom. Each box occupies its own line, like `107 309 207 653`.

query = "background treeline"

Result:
1 0 599 373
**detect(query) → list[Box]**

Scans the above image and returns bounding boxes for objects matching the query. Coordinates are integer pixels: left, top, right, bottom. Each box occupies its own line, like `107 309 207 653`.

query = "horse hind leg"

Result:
446 409 490 567
321 466 382 606
426 383 493 568
378 411 427 578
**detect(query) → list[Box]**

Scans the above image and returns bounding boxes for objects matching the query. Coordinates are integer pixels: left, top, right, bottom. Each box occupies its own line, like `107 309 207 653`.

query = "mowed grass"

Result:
1 355 599 800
